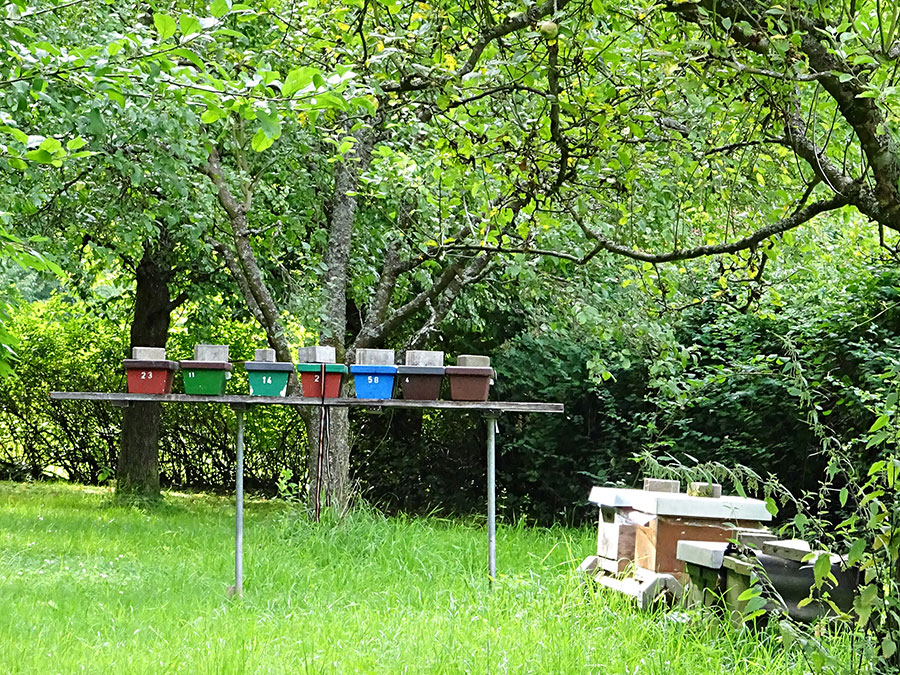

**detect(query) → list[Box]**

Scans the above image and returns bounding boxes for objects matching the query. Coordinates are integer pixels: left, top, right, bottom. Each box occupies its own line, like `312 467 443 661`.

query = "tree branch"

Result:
569 195 849 264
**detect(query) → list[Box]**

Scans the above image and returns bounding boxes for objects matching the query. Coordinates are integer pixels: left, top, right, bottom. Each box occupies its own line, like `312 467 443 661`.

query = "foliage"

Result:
0 297 307 490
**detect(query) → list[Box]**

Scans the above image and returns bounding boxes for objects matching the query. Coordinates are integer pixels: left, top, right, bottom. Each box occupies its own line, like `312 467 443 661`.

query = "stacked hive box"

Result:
446 354 494 401
350 349 397 399
180 344 233 395
244 348 294 397
397 350 444 400
123 347 179 394
297 346 346 398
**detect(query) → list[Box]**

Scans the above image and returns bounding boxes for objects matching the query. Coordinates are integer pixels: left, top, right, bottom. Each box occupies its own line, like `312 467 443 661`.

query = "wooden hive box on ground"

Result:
588 487 771 581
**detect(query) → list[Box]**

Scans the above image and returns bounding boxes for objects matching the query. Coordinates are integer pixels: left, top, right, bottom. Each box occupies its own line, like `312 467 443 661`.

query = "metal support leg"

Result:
486 413 500 583
234 406 245 597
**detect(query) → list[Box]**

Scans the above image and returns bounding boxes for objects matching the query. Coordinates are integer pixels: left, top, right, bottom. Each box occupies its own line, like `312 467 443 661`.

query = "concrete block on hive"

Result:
676 540 728 569
297 346 336 364
132 347 167 360
355 348 395 365
254 348 276 362
457 354 491 367
194 344 229 361
643 478 680 493
733 528 776 550
405 350 444 367
761 539 811 562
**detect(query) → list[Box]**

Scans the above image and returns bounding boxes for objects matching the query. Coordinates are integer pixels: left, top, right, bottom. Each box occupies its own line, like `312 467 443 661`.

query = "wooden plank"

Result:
49 392 564 414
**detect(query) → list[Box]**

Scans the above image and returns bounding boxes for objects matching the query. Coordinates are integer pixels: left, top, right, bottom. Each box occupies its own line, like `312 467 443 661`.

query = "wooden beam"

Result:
49 392 564 414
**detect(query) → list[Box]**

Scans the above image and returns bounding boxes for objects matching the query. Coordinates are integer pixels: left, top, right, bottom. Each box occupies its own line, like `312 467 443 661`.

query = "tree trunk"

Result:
116 237 175 499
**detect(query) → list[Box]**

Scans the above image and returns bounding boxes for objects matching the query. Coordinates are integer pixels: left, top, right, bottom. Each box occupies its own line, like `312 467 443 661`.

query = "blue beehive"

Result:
350 365 397 399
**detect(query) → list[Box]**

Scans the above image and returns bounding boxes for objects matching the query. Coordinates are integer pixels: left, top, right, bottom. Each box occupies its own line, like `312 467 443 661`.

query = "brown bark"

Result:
116 236 175 499
202 148 296 373
321 120 378 358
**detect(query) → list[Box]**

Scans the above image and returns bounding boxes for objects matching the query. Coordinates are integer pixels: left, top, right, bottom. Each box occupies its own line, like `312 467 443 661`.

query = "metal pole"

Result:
486 414 499 582
234 407 244 597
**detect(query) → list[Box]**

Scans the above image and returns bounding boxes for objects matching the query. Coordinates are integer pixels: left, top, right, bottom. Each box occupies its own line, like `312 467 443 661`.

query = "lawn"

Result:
0 482 845 673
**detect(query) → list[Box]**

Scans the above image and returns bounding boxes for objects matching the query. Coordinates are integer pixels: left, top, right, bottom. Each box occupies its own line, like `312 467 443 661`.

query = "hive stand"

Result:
50 392 563 596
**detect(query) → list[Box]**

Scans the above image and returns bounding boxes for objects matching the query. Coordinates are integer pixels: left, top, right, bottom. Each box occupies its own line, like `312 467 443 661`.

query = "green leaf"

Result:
210 0 232 18
1 126 28 144
251 128 274 152
256 109 281 140
869 414 889 432
813 552 831 587
7 157 27 170
744 595 767 613
737 587 760 602
66 137 87 151
282 67 319 97
350 96 377 116
39 137 62 153
170 48 205 71
884 638 897 659
25 149 55 163
200 107 224 123
764 496 779 516
848 538 866 566
179 14 202 36
153 13 177 40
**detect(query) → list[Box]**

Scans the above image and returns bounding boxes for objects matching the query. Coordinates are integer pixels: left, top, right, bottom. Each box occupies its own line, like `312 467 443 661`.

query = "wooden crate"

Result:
634 515 762 579
597 516 636 573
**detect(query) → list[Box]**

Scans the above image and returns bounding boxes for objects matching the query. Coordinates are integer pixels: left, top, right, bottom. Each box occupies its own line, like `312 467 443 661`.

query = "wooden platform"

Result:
50 392 564 414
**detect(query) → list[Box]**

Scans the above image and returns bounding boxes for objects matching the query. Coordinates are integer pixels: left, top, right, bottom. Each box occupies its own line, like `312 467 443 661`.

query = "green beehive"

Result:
182 366 231 395
245 349 293 397
181 344 233 395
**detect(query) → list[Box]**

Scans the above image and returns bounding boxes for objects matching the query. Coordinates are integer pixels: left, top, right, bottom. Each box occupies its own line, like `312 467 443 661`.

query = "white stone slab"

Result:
297 346 336 364
132 347 166 360
588 487 772 521
254 348 276 362
643 478 680 493
405 350 444 367
761 539 811 562
195 344 229 361
458 354 490 367
356 348 395 365
676 540 728 569
733 528 776 549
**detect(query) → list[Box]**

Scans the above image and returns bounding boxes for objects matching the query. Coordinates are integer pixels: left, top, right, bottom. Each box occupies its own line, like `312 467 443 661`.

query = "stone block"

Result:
297 346 336 364
643 478 680 493
457 354 490 367
687 482 722 498
733 528 776 550
254 348 276 362
132 347 166 360
194 344 229 362
761 539 811 562
405 350 444 367
676 540 728 569
355 348 395 365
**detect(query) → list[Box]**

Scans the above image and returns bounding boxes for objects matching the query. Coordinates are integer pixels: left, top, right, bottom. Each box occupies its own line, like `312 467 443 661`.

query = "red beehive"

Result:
123 360 179 394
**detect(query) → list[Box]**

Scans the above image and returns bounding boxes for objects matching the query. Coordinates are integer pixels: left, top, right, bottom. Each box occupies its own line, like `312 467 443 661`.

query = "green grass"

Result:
0 482 848 674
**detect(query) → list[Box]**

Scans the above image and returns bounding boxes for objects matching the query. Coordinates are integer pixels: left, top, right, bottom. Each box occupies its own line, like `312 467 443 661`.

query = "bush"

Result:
0 297 307 491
